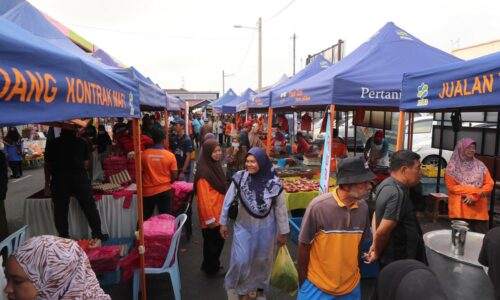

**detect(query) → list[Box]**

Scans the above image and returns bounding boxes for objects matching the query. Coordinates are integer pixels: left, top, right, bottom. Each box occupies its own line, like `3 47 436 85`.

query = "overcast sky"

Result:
28 0 500 96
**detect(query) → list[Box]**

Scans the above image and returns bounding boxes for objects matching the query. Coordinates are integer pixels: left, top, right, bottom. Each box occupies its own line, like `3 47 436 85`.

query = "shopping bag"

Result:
270 245 299 296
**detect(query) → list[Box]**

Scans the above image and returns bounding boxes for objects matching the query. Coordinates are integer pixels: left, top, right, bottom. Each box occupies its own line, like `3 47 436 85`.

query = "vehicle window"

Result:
408 120 432 134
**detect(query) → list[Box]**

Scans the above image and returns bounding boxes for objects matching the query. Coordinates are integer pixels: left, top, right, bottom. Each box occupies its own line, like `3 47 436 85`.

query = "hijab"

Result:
233 147 282 218
199 124 212 142
446 137 487 187
12 235 111 300
194 139 227 194
371 259 447 300
196 133 216 161
201 132 216 144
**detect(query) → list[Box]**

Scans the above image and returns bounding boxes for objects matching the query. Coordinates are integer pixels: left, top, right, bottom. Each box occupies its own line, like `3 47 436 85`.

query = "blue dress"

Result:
220 179 289 295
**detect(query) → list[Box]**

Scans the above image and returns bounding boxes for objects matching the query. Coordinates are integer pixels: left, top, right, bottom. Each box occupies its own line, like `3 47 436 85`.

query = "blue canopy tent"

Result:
271 22 461 111
0 17 140 125
166 94 182 111
401 52 500 223
221 88 256 114
247 74 288 112
401 52 500 111
0 15 152 299
211 88 237 114
111 67 168 109
1 0 168 109
248 55 331 112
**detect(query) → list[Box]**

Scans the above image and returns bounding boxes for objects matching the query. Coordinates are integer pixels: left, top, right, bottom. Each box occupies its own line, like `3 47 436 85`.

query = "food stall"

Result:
401 51 500 299
401 51 500 222
258 22 460 213
0 16 169 298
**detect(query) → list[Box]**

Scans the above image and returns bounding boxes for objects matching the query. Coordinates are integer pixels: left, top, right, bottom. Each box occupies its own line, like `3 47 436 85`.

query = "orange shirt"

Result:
225 122 232 136
319 138 348 172
445 172 494 220
299 188 370 295
196 178 225 229
331 138 348 172
141 147 178 197
258 117 265 132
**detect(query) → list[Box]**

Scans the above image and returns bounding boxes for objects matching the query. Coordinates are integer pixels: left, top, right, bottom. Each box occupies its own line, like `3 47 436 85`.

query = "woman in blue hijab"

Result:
220 147 289 300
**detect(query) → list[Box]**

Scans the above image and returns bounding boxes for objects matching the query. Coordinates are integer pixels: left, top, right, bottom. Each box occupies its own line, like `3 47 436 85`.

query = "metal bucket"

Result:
451 224 469 255
451 220 469 227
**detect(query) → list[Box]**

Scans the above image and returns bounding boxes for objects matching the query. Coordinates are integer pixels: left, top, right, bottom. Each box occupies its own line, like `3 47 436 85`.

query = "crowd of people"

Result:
1 111 500 300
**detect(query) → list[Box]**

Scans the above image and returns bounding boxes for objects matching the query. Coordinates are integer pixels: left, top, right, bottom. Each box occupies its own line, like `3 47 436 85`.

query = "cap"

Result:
336 157 377 185
243 120 253 127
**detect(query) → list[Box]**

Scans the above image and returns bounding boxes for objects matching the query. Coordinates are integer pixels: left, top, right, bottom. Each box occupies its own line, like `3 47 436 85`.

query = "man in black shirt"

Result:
0 151 8 241
44 127 106 240
169 119 193 182
366 150 426 267
479 226 500 300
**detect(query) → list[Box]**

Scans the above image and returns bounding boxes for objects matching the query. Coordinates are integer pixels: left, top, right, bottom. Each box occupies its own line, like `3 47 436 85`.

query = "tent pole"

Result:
489 112 500 228
164 109 169 149
345 111 348 148
266 106 273 156
132 119 147 300
396 111 405 151
185 103 189 131
436 112 445 193
330 104 336 146
311 112 315 140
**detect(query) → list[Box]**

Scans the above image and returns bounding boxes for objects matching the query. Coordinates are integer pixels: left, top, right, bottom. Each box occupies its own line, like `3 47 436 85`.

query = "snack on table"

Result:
283 178 320 193
93 183 124 193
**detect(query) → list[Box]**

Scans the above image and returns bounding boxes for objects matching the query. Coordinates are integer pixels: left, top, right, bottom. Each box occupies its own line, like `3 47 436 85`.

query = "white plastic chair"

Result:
0 225 28 257
133 214 187 300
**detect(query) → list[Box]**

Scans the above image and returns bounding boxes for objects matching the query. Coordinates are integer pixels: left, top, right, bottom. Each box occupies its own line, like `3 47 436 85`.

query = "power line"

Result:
64 22 288 41
234 30 257 75
265 0 296 22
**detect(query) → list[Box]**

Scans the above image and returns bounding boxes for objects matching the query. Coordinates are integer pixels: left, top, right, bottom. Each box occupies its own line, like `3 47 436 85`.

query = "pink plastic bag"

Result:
171 181 194 212
120 214 177 280
87 246 121 273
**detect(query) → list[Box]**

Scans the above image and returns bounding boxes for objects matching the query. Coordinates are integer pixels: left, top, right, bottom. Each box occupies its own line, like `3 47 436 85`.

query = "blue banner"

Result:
319 113 331 194
401 52 500 111
0 18 140 126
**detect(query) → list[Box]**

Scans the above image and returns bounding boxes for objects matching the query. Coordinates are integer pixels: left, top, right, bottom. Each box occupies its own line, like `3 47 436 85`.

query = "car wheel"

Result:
422 155 447 168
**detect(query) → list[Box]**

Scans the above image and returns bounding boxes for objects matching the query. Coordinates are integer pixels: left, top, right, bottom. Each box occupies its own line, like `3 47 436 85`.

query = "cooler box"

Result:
289 217 302 244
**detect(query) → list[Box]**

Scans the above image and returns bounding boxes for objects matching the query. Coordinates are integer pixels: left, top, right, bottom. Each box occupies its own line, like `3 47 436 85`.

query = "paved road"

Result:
5 167 45 233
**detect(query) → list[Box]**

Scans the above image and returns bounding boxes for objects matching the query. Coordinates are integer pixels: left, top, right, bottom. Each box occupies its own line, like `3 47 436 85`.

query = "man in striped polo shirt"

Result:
297 157 375 300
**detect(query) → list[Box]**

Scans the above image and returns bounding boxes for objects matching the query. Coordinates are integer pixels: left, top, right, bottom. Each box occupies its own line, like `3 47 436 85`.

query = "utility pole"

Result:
292 33 296 75
222 70 225 94
258 17 262 92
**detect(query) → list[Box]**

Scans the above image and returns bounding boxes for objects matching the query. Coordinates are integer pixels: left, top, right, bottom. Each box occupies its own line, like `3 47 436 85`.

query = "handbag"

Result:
228 197 239 220
228 174 244 220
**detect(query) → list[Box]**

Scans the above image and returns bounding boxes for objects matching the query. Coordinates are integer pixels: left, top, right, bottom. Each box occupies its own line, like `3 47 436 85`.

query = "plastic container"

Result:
95 237 134 286
96 268 121 286
277 158 287 167
289 217 302 244
359 230 380 278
